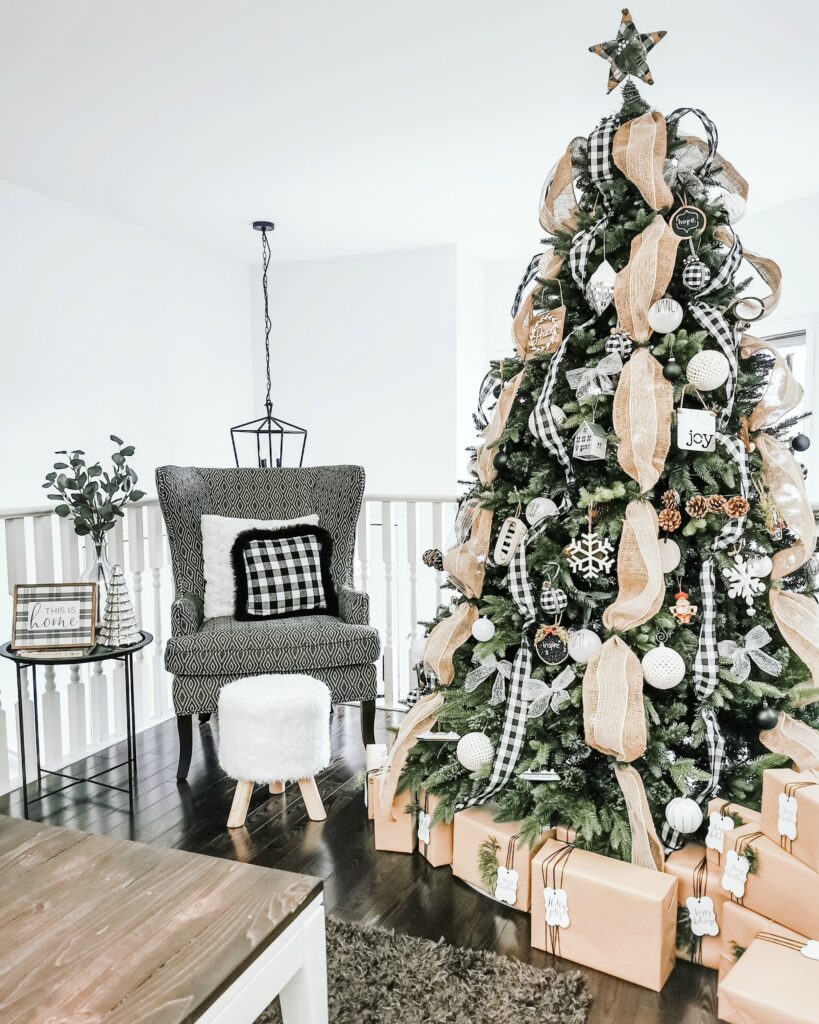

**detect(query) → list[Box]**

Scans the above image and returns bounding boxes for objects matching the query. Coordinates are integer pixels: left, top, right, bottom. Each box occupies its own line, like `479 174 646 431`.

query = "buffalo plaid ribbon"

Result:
511 252 545 317
569 213 611 289
588 117 617 183
688 302 740 428
473 370 497 432
666 108 718 176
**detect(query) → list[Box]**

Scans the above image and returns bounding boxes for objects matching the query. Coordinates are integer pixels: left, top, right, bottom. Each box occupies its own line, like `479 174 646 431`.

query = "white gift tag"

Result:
777 793 798 841
721 849 751 899
544 886 570 928
417 810 432 845
800 940 819 961
685 895 720 937
705 811 735 854
677 408 717 452
494 866 519 905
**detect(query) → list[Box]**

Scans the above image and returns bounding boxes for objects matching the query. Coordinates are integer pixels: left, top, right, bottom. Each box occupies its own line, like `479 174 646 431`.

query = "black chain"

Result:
262 227 272 411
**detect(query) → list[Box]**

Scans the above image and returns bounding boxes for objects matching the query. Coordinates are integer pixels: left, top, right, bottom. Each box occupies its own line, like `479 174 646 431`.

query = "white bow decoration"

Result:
718 626 782 683
465 652 513 706
523 667 575 719
565 352 623 404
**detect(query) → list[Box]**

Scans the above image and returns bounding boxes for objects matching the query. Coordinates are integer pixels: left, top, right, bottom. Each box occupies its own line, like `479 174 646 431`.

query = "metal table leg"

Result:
15 666 28 819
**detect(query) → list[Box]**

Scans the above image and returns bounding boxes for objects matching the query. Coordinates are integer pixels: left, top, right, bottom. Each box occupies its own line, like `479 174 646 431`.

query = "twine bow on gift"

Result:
464 652 513 705
718 625 782 683
523 667 574 719
565 352 623 403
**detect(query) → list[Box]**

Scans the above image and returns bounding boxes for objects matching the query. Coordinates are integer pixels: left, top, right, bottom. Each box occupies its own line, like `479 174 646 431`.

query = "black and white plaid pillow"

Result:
231 526 337 620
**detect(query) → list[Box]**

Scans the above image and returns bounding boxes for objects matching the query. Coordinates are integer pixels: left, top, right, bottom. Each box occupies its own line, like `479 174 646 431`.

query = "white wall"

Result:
259 245 461 494
0 179 254 509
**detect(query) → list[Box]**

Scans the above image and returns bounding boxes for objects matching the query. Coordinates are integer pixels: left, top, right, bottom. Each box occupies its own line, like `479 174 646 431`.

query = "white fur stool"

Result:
218 674 331 829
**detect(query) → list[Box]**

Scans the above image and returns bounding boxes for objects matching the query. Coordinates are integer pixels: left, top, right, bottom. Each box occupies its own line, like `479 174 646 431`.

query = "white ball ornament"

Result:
456 732 495 772
647 297 683 334
665 796 704 835
748 554 773 579
526 496 559 525
410 635 428 666
641 645 686 689
568 628 602 665
686 350 731 391
471 616 496 643
658 538 682 574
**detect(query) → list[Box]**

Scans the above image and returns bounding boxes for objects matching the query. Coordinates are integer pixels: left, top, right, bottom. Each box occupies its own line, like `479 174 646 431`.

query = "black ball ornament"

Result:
792 433 811 452
757 706 779 730
663 358 683 382
492 383 503 398
516 389 530 405
493 451 509 470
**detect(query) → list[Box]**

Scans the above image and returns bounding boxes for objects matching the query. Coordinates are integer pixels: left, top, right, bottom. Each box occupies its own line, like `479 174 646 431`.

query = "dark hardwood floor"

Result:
0 706 719 1024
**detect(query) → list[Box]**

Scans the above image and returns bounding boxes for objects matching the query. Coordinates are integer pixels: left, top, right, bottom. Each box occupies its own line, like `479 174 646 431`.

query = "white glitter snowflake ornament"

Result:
566 529 615 580
722 554 766 616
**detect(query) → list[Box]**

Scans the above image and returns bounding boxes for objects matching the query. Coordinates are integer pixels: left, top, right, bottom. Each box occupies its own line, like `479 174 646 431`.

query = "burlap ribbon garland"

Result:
512 253 564 359
378 691 445 819
603 501 665 633
475 370 524 485
423 602 478 687
741 336 803 430
443 508 493 600
582 636 646 761
539 146 579 235
682 136 749 200
612 111 673 211
613 762 665 870
769 588 819 705
612 348 673 490
714 226 782 319
759 712 819 771
755 432 816 580
613 217 682 341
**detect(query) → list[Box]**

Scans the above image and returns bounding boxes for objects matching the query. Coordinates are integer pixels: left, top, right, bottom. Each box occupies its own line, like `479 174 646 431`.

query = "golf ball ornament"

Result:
686 350 731 391
665 797 704 835
456 732 495 772
641 645 686 689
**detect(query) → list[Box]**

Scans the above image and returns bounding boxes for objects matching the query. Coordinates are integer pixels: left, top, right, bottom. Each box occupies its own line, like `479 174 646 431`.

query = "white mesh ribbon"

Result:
565 352 623 404
718 626 783 683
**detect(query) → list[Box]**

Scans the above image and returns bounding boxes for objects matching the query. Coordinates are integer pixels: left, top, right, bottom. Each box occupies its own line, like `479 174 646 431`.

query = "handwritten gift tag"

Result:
705 811 735 854
777 793 798 841
543 887 570 928
800 940 819 961
685 895 720 937
721 849 751 899
417 811 431 846
494 866 519 905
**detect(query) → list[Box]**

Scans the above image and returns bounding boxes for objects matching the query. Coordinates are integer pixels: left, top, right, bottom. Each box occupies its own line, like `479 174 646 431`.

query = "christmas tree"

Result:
389 10 819 863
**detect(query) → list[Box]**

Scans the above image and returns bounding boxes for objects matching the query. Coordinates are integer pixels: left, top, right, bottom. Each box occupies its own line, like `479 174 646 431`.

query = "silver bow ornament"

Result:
718 626 782 683
465 652 512 706
522 667 575 719
565 352 623 404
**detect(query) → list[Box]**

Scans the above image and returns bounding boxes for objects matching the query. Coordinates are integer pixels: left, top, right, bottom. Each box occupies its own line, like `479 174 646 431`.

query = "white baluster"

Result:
127 505 146 729
110 518 127 735
147 505 166 719
0 695 9 795
59 518 88 758
33 514 63 769
432 501 444 612
5 517 36 781
356 501 369 595
406 501 418 700
381 500 395 708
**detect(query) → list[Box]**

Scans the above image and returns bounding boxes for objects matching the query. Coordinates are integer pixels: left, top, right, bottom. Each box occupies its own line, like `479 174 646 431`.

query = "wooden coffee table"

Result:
0 816 327 1023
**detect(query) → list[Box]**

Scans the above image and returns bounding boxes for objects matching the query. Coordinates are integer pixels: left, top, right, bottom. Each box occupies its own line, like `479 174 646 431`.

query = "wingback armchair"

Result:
156 464 380 780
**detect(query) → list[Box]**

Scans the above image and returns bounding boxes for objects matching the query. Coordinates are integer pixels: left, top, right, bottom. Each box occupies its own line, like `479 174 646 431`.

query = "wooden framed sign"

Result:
12 583 97 651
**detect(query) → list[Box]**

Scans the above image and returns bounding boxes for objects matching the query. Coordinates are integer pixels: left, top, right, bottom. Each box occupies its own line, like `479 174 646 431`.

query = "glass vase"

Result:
80 537 113 611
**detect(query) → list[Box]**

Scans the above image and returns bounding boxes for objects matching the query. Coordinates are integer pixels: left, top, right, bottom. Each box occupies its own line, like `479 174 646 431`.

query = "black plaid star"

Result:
589 8 666 94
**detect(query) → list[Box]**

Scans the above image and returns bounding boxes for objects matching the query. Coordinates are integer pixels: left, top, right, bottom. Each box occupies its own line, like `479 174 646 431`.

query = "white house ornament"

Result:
641 643 685 689
705 811 735 855
686 350 731 391
647 296 683 335
685 895 719 938
721 849 750 899
567 529 615 580
494 866 519 905
658 537 682 573
471 616 496 643
568 628 602 665
669 590 697 625
665 796 703 834
456 732 495 772
494 516 528 566
677 407 717 453
722 555 766 616
526 496 559 525
540 582 568 616
572 420 608 462
682 255 711 291
585 259 617 316
544 886 570 928
777 793 798 842
534 624 570 665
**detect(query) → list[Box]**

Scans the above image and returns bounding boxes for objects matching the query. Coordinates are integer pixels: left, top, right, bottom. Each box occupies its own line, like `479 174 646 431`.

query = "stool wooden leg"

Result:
227 780 254 829
298 777 326 821
269 781 286 794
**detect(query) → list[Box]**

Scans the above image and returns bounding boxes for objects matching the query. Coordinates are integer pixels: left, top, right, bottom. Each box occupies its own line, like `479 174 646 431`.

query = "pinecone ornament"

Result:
658 508 682 533
661 489 680 510
725 496 750 518
685 495 708 518
422 548 444 571
706 494 727 515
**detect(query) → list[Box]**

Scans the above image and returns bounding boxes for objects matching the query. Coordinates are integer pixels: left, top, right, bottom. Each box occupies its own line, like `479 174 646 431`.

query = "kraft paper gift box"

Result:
717 901 808 982
665 842 727 970
717 934 819 1024
417 790 453 868
705 798 761 867
452 806 551 911
760 768 819 873
531 839 678 991
372 776 417 854
365 743 389 821
718 823 819 940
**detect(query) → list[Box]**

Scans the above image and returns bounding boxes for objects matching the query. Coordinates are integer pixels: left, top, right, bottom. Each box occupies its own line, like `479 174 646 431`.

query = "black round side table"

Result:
0 631 153 818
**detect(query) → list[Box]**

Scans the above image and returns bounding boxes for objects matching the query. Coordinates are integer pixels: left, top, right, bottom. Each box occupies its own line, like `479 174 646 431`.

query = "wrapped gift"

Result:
705 798 761 866
452 806 550 911
718 934 819 1024
718 824 819 940
366 743 389 820
417 790 453 868
531 839 678 991
373 783 417 853
718 902 807 982
760 768 819 873
665 842 727 970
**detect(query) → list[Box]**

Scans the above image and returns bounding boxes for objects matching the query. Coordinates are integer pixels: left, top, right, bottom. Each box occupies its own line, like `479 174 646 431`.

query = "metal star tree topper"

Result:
589 8 666 93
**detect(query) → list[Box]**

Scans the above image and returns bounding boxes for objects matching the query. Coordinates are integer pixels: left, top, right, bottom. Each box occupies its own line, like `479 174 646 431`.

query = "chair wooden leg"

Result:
360 697 376 747
269 781 286 794
298 777 326 821
228 780 254 829
176 714 193 781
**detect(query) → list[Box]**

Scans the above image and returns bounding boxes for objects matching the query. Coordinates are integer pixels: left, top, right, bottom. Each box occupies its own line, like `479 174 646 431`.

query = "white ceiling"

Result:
1 0 817 266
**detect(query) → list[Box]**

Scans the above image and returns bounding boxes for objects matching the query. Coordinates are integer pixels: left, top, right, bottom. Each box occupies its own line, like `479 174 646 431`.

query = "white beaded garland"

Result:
641 645 686 689
665 796 704 835
647 297 683 334
471 617 496 643
456 732 495 772
568 628 603 664
686 350 731 391
658 538 682 574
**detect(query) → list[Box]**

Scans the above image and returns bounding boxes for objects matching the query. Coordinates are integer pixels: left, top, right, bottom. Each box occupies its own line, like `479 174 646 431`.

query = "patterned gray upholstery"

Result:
156 465 380 713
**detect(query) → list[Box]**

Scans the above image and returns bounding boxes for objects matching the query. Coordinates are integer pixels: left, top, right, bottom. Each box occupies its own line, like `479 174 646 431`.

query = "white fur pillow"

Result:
201 514 319 619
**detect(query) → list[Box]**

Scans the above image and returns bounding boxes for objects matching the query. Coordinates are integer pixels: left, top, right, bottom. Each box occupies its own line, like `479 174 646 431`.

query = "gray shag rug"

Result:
257 917 591 1024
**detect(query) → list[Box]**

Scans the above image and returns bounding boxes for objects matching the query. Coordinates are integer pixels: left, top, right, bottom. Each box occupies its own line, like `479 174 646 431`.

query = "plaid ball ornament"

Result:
540 583 569 615
682 255 711 291
605 329 633 359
